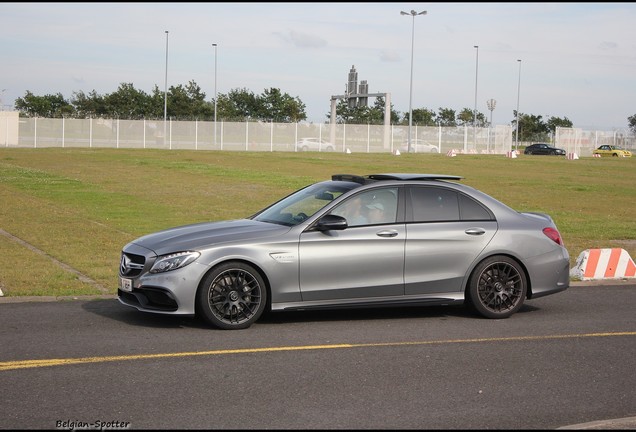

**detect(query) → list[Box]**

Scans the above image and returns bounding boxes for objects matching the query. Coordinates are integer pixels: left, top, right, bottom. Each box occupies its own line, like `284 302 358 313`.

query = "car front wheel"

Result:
467 255 527 319
197 262 267 330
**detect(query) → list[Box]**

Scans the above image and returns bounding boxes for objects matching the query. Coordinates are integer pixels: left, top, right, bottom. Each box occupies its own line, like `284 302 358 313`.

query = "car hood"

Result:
127 219 291 256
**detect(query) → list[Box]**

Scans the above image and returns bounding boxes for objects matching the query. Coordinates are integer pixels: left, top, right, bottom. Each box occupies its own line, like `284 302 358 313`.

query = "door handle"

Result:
465 228 486 236
376 230 399 238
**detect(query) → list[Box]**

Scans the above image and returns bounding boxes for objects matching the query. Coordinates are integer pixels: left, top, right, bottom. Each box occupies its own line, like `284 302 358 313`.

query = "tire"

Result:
466 255 527 319
196 261 267 330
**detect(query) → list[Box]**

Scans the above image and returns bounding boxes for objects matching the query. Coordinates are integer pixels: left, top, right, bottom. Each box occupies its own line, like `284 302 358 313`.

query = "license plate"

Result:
119 277 133 292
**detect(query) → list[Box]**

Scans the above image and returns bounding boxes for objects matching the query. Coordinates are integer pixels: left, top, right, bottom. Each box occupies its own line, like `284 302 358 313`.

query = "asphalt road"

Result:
1 283 635 430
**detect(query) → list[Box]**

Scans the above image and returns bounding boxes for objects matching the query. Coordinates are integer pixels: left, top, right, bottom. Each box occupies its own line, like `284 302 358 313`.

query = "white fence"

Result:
1 116 513 155
555 127 635 157
1 115 633 156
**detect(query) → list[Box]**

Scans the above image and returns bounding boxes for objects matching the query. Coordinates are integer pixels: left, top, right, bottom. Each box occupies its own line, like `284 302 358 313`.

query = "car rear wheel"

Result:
197 262 267 330
467 255 527 319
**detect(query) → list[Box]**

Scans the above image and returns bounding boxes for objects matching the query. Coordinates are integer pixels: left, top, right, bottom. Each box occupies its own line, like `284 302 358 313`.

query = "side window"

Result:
409 187 460 222
331 188 398 226
458 193 494 221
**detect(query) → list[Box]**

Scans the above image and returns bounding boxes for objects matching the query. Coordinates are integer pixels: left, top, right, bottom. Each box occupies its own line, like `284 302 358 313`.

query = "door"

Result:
298 187 405 301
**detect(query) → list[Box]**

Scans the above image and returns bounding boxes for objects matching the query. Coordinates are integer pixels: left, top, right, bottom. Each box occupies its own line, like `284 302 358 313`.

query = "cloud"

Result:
598 41 618 50
275 30 328 49
379 50 401 62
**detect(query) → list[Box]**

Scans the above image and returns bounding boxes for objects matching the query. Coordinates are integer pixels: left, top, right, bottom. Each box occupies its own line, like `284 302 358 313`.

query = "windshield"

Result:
252 181 360 226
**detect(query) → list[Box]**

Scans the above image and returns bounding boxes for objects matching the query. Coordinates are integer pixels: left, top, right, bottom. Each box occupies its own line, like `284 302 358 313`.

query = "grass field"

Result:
0 147 634 297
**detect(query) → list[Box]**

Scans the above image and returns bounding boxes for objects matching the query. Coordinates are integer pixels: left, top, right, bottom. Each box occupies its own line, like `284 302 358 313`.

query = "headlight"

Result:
150 251 201 273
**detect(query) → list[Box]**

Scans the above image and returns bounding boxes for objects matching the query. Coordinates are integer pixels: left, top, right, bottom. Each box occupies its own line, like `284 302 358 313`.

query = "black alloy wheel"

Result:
467 255 527 319
197 262 267 330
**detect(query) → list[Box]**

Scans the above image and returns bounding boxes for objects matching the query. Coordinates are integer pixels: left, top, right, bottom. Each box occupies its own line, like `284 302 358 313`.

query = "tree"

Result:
404 108 437 126
456 108 474 126
71 90 108 118
436 108 457 127
456 108 487 127
513 112 551 142
150 85 167 119
14 91 73 118
102 83 153 119
546 116 573 135
216 88 260 121
14 83 307 123
325 96 399 125
628 114 636 135
13 82 585 131
259 87 306 123
166 80 213 120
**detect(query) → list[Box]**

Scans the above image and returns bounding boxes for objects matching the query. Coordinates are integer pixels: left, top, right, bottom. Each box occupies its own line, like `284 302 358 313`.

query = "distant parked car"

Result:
400 139 439 153
523 143 566 156
593 145 632 158
296 138 335 152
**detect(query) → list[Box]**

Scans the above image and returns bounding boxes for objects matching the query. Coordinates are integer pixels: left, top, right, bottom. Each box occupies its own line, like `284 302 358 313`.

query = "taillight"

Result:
543 227 564 246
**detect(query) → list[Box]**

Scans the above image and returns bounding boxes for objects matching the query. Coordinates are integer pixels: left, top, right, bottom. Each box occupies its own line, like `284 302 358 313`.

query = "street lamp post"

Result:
473 45 479 127
164 30 169 145
486 98 496 152
473 45 479 147
401 9 427 154
515 59 521 150
486 98 496 126
213 43 218 147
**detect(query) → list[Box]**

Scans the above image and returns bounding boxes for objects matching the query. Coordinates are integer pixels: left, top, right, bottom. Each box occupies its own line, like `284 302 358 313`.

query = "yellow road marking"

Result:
1 331 634 372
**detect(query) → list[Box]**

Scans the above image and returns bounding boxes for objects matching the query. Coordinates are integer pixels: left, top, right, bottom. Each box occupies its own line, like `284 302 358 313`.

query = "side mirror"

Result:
314 214 348 231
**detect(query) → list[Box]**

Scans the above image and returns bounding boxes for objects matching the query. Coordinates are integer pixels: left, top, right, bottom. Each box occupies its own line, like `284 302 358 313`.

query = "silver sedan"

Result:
118 173 570 329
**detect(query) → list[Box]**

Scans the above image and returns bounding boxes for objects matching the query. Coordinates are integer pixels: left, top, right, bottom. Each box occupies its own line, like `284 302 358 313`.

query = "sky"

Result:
2 2 635 131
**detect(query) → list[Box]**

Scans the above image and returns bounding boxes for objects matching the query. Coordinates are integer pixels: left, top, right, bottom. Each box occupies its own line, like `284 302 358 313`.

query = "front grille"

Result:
118 286 178 312
120 252 145 277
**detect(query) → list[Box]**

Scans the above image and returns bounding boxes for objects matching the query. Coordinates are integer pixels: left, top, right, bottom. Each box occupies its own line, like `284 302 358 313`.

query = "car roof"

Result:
332 173 463 185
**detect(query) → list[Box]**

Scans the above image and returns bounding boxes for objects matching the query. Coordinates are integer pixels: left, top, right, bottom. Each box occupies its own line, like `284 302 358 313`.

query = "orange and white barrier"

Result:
505 150 518 158
567 153 579 160
446 149 457 157
592 154 601 158
570 248 636 280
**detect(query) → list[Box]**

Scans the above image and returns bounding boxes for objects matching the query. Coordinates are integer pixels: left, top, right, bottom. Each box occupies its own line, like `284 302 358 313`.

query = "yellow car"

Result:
593 145 632 157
